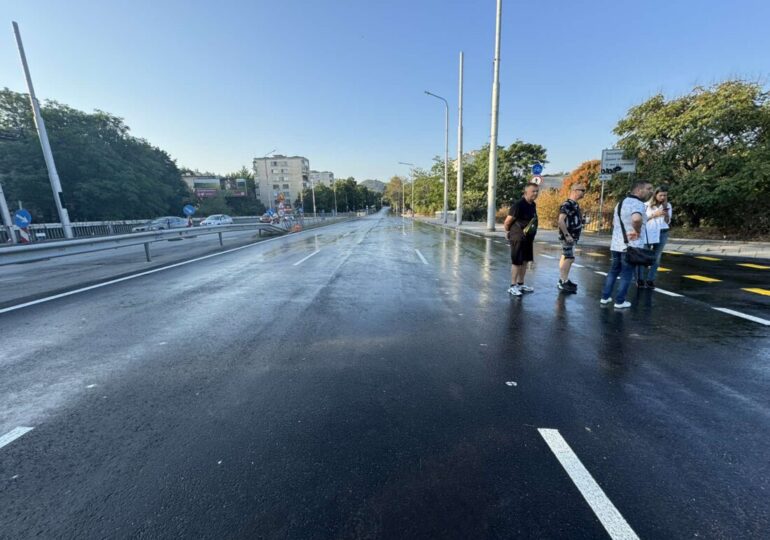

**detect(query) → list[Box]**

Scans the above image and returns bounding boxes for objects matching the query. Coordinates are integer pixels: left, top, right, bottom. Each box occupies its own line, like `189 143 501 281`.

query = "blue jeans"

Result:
602 251 635 303
644 229 669 281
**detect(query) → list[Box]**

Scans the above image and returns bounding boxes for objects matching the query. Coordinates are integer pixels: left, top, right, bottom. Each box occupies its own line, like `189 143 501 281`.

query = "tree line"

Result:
388 79 769 237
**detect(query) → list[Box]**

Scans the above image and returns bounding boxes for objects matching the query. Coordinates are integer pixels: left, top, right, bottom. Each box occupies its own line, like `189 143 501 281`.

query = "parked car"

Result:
131 217 188 232
200 214 233 226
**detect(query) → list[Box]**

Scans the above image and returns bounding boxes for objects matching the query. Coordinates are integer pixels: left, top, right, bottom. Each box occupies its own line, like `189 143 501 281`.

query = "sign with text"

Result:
600 149 636 181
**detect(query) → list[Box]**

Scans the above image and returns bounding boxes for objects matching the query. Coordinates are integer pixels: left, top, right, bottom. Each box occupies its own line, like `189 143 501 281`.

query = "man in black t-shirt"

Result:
557 183 586 293
504 183 539 297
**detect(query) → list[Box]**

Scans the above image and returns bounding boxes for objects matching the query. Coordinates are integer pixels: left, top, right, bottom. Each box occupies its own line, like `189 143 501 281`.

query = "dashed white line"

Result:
293 250 321 266
0 427 34 450
712 307 770 326
573 263 585 268
539 254 556 260
595 271 608 276
653 288 683 298
415 249 429 265
538 429 639 540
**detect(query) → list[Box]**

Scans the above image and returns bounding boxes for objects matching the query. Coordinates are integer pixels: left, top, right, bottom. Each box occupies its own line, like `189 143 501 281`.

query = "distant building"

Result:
182 175 250 198
182 175 221 199
309 170 334 187
539 175 566 190
253 155 310 208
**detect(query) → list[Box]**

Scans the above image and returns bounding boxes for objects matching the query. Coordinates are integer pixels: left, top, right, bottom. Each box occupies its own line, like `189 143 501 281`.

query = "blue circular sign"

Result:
14 209 32 228
183 204 196 216
531 163 544 176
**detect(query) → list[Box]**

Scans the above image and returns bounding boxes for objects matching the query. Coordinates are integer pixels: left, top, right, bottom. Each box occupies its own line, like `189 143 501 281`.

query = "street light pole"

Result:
456 51 464 226
13 21 73 239
486 0 503 232
261 149 276 211
398 162 415 216
424 91 449 224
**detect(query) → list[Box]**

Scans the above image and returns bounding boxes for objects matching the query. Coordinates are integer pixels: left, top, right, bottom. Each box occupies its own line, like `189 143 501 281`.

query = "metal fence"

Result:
0 212 361 244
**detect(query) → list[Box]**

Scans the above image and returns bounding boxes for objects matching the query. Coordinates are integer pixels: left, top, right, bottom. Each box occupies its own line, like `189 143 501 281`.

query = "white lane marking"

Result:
713 307 770 326
415 249 429 265
539 254 556 260
292 250 321 266
573 263 585 268
538 429 639 540
595 271 608 276
0 427 34 450
0 231 299 316
653 288 683 298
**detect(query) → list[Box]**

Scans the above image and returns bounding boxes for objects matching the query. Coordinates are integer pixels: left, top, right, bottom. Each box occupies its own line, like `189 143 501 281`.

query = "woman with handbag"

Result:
600 181 654 308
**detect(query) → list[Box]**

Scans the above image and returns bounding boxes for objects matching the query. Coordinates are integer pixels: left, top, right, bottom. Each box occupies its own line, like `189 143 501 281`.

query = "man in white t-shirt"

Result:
600 180 653 309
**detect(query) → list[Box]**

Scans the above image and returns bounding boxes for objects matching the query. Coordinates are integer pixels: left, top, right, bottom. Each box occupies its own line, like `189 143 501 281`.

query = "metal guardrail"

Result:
0 223 286 267
0 213 359 267
0 213 358 243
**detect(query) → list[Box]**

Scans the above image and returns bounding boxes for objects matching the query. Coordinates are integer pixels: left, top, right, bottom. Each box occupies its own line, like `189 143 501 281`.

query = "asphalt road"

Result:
1 211 768 538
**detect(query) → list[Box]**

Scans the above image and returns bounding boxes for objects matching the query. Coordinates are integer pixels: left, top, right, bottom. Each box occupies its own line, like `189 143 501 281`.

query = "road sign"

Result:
532 163 543 176
14 208 32 228
600 149 636 181
183 204 196 216
531 176 542 185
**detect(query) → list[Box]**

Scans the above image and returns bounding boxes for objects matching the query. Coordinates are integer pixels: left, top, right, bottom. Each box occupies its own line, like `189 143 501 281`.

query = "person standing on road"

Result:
600 180 653 309
637 186 672 289
505 183 539 297
557 183 586 293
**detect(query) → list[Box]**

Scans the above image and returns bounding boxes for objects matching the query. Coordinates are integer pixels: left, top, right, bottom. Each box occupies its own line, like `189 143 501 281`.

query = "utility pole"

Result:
13 21 73 238
456 51 464 226
486 0 502 232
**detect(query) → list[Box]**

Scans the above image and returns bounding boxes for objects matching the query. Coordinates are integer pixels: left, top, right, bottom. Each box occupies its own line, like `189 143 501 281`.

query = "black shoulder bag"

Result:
618 198 656 266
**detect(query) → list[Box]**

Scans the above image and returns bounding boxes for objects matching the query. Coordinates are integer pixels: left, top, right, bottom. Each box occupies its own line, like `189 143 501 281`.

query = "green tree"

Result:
0 88 189 221
614 80 770 233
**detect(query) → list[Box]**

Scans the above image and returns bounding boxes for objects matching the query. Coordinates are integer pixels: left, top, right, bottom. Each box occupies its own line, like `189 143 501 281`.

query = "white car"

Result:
200 214 234 226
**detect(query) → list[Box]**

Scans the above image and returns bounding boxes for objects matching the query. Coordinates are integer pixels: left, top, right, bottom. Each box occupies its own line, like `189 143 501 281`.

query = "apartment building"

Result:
252 155 310 208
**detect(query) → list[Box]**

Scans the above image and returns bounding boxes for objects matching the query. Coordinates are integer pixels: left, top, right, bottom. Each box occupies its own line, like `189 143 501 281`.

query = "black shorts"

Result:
510 237 534 265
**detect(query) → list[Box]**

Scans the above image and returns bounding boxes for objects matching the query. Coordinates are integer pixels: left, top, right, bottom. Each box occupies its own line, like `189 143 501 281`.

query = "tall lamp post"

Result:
398 162 415 216
424 91 449 224
261 149 276 211
486 0 503 231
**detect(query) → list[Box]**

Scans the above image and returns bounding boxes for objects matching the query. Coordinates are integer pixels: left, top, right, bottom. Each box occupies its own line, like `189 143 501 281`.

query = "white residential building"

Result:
252 155 310 208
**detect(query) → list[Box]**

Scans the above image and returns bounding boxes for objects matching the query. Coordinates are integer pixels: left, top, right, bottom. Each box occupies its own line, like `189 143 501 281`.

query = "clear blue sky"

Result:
3 0 769 181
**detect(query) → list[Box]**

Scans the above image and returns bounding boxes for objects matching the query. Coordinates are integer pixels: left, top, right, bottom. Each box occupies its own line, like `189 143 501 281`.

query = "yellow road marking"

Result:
743 288 770 297
696 256 721 261
586 252 605 257
684 274 722 283
663 250 683 255
738 263 770 270
657 267 672 272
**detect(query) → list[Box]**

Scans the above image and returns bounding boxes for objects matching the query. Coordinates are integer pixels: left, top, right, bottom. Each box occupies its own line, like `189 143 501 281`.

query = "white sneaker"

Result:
600 298 613 305
519 284 534 293
508 285 522 296
614 301 632 309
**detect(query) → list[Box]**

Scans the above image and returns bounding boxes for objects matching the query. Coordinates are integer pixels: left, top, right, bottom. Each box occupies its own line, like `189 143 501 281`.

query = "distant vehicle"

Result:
259 214 272 223
131 217 188 232
200 214 233 226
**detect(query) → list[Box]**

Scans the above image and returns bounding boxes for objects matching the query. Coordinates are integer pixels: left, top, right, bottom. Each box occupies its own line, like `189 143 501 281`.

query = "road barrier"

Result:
0 214 358 266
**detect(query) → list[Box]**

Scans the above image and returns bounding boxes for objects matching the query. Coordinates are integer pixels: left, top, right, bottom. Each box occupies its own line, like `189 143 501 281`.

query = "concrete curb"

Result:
412 218 770 261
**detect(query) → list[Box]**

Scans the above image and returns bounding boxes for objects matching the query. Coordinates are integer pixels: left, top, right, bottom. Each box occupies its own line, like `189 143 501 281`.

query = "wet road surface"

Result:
1 213 768 538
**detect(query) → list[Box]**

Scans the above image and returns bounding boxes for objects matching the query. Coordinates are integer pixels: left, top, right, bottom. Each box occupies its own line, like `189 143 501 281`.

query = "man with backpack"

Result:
504 183 539 297
557 183 586 293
